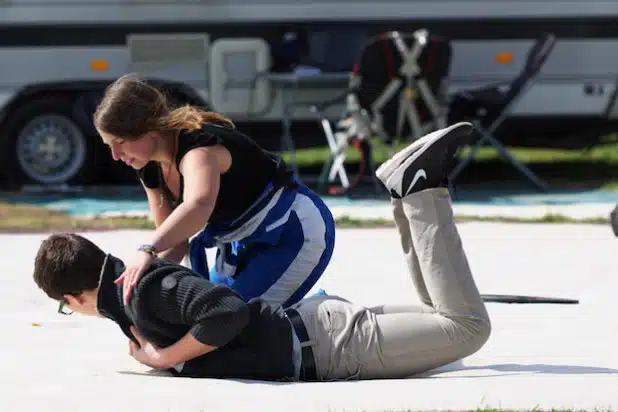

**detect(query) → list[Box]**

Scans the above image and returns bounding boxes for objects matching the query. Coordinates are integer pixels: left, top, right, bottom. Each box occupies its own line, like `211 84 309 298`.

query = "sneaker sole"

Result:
376 122 473 185
384 123 474 195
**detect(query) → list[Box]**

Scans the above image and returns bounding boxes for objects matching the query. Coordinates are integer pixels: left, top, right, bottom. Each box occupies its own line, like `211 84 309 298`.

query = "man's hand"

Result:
128 326 168 369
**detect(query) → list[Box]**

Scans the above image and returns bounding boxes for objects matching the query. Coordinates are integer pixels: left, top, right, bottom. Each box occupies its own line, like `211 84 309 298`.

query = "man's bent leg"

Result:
402 188 489 321
375 188 490 375
291 124 491 381
352 123 490 379
366 198 434 315
290 189 490 381
390 197 432 308
340 124 490 379
330 188 491 380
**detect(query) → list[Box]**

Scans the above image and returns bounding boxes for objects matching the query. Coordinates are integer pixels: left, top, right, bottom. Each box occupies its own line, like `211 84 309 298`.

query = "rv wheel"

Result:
4 96 96 187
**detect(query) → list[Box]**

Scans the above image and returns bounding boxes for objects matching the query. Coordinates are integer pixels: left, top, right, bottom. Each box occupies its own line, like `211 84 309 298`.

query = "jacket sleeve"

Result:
144 270 250 347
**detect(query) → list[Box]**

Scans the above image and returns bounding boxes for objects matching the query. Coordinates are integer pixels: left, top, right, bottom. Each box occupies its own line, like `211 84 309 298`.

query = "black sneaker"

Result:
375 122 474 198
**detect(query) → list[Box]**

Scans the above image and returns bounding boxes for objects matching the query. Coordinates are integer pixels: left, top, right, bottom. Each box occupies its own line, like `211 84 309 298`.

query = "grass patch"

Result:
0 202 609 233
282 141 618 191
282 140 618 168
0 202 154 232
455 213 609 225
0 203 76 231
336 213 610 227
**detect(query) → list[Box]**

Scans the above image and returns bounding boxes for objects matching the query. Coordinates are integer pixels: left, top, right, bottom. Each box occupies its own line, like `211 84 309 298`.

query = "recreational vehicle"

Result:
2 0 618 186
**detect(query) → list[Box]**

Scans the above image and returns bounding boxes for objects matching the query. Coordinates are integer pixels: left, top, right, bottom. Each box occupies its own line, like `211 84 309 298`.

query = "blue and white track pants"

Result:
188 181 335 308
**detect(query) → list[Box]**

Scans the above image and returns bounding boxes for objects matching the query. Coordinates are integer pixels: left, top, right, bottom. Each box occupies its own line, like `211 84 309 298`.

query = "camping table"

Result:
266 72 352 177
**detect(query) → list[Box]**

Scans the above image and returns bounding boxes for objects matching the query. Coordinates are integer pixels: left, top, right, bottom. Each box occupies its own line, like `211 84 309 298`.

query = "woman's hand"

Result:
115 249 154 305
128 326 168 369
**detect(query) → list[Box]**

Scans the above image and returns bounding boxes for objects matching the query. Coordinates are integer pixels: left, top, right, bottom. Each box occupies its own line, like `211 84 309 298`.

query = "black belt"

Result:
285 308 317 381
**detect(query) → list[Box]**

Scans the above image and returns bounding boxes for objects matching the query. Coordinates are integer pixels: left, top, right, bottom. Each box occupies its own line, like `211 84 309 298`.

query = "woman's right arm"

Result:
144 185 189 263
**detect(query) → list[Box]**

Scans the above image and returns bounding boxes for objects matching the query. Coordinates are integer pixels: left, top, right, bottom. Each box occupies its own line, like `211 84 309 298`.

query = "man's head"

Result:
33 233 107 317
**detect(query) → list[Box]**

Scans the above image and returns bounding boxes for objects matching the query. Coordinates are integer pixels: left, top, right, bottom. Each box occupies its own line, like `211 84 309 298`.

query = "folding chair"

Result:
311 29 453 194
356 29 451 144
447 33 557 192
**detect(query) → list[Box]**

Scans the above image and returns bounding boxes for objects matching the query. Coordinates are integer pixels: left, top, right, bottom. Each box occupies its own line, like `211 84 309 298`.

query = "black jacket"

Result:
95 254 296 380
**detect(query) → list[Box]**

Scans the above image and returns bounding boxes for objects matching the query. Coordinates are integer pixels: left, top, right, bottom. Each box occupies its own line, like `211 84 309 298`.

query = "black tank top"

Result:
136 123 293 225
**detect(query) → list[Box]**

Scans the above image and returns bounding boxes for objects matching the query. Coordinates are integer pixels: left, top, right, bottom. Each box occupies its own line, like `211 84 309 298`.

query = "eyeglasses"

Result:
58 299 73 315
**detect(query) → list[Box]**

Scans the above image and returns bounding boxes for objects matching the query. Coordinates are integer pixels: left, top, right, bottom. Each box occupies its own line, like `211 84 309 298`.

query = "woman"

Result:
93 74 336 308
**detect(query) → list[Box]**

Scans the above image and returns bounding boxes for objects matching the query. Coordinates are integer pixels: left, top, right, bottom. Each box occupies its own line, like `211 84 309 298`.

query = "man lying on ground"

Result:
32 122 491 381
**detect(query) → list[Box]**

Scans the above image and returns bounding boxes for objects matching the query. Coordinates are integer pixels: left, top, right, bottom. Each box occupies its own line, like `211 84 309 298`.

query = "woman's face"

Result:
99 130 156 169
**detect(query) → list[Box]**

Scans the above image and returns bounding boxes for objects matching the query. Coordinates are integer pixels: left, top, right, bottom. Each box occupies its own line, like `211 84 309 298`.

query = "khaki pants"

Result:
289 187 491 380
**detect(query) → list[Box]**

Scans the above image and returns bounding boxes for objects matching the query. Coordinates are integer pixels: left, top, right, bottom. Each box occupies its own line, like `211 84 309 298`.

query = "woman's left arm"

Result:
117 147 223 303
148 146 222 254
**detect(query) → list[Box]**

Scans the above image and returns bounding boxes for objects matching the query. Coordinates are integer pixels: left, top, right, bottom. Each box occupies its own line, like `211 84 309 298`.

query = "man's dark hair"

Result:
33 233 106 301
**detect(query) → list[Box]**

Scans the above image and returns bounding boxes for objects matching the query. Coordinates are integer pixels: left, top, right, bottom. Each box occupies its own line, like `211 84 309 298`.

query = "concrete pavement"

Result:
1 222 616 412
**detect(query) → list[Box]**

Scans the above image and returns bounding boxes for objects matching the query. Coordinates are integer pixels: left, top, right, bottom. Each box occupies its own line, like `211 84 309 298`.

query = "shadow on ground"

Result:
417 362 618 379
116 361 618 384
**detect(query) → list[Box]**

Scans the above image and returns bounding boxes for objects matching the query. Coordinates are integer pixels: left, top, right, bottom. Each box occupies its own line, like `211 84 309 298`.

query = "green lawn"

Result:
2 139 618 232
281 139 618 190
282 139 618 166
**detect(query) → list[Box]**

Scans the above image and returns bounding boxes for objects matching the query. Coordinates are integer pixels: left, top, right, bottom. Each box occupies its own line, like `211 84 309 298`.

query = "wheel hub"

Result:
16 114 86 184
